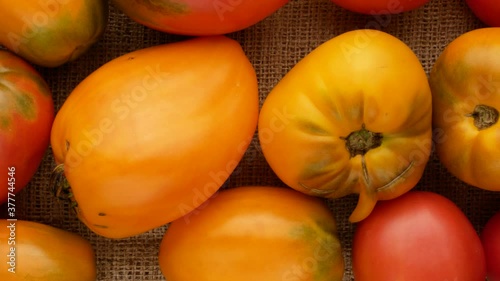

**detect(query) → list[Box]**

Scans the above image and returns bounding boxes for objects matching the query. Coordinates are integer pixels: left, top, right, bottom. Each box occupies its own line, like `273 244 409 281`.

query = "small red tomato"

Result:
353 191 486 281
482 211 500 281
465 0 500 27
0 50 54 204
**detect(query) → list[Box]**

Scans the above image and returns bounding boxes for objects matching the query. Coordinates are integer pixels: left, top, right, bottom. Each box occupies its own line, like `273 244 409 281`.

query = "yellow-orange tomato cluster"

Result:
1 1 499 281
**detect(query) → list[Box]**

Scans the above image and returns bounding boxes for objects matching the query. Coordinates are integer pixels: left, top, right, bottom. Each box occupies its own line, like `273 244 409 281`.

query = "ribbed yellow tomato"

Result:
430 28 500 191
159 186 344 281
50 36 259 238
258 30 432 222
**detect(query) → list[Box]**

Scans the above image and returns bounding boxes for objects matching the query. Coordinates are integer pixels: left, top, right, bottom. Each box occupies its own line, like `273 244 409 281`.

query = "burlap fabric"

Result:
7 0 500 280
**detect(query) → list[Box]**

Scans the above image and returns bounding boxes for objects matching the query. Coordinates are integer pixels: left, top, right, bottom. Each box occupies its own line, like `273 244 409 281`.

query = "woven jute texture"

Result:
5 0 500 280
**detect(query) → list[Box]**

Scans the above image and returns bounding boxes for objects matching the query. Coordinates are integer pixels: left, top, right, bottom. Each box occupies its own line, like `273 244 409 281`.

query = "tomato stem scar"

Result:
50 164 80 214
341 124 383 158
466 104 499 130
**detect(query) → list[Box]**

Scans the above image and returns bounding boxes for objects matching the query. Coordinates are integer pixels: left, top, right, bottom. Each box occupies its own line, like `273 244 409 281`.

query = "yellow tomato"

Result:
430 27 500 191
258 29 432 222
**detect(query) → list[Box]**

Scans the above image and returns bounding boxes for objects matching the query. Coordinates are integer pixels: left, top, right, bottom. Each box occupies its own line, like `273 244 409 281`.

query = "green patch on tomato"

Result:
14 92 36 120
0 114 10 129
134 0 190 15
289 221 342 280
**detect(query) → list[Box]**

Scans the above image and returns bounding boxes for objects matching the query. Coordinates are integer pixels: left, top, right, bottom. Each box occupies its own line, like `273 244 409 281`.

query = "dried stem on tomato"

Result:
342 124 383 157
467 104 499 130
50 164 79 214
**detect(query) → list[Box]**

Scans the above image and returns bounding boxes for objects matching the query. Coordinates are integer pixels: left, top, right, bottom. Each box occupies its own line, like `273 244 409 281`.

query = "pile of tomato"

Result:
1 0 500 280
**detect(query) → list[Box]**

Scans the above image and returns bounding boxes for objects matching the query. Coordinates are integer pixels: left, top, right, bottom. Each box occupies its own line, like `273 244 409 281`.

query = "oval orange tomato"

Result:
258 29 432 223
50 36 259 239
0 0 107 67
159 186 344 281
111 0 289 35
0 219 96 281
429 28 500 191
0 50 54 204
330 0 429 14
353 191 486 281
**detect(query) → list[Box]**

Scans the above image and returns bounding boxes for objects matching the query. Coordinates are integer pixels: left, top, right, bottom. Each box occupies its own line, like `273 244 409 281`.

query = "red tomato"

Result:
0 50 54 204
482 211 500 281
466 0 500 27
353 191 486 281
111 0 289 35
330 0 429 14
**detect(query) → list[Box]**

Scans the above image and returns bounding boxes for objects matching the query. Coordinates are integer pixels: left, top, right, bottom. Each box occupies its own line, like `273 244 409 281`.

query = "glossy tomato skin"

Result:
0 0 107 67
330 0 429 14
482 211 500 281
429 28 500 191
353 191 486 281
258 29 432 223
0 219 96 280
159 186 344 281
111 0 289 36
466 0 500 27
50 36 259 239
0 50 54 204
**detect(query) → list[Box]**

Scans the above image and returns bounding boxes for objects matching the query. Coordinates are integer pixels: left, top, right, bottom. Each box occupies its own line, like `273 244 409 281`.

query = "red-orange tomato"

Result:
159 186 345 281
0 50 54 204
111 0 289 35
466 0 500 27
330 0 430 14
353 191 486 281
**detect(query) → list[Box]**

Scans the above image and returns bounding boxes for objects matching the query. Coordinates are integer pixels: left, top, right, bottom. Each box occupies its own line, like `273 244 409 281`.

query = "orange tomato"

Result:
429 28 500 191
111 0 289 35
0 219 96 281
0 50 54 204
258 30 432 222
159 186 344 281
0 0 107 67
50 36 259 238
